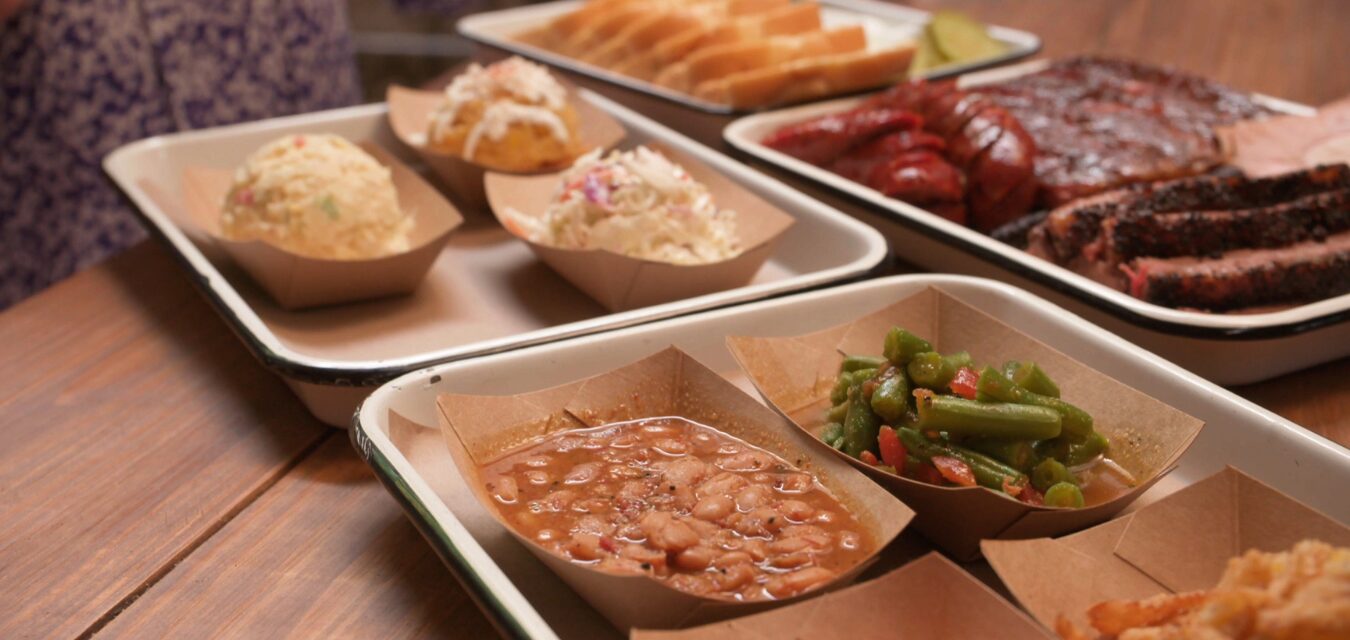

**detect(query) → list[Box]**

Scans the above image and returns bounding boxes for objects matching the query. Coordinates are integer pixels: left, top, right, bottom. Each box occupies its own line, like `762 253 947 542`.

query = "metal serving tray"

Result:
723 60 1348 384
457 0 1042 114
103 91 887 427
352 274 1350 639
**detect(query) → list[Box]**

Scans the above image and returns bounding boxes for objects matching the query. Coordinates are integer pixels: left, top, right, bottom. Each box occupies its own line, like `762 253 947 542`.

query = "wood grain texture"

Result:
95 435 497 639
0 244 329 639
0 2 1347 640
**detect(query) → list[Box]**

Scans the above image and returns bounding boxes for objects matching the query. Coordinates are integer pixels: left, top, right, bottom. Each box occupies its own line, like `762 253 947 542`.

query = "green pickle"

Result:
928 11 1008 63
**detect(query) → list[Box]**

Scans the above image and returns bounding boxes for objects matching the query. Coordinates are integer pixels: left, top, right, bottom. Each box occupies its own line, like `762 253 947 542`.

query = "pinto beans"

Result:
765 567 837 598
481 417 869 602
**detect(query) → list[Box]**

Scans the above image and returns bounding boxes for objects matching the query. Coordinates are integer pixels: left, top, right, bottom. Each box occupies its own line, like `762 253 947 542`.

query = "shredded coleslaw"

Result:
506 146 741 264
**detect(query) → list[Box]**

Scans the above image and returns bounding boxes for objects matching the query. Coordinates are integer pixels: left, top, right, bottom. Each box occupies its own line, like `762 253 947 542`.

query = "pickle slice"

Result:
929 11 1008 63
909 29 948 74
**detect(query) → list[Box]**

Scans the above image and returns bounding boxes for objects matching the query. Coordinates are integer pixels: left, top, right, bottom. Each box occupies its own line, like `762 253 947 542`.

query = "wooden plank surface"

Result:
0 1 1346 639
0 244 329 639
95 436 498 639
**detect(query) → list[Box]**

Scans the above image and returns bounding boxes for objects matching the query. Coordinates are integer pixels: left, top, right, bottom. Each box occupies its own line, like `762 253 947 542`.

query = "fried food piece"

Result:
1060 540 1350 639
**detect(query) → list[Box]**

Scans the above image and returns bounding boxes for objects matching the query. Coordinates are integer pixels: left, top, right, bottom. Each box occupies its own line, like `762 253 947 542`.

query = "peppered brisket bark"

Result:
1101 188 1350 264
1027 164 1350 264
1124 231 1350 311
1022 164 1350 310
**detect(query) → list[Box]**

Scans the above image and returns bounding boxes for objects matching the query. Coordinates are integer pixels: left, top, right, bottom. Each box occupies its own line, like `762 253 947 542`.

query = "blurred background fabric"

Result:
0 0 506 310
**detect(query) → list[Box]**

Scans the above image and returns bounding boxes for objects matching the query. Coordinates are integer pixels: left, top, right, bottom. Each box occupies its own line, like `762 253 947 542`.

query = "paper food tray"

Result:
456 0 1041 114
723 59 1350 385
353 274 1350 639
103 90 887 427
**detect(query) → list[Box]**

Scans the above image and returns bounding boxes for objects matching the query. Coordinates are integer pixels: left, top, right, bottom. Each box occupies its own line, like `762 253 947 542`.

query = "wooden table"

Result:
3 1 1348 638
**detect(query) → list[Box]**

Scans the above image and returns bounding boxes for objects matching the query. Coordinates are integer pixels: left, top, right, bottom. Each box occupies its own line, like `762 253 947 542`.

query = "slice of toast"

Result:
694 44 917 109
654 26 867 92
615 2 822 80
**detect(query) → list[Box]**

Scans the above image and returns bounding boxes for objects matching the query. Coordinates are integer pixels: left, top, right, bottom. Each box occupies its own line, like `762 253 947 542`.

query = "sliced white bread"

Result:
581 0 788 66
694 44 916 109
614 2 821 80
654 25 866 92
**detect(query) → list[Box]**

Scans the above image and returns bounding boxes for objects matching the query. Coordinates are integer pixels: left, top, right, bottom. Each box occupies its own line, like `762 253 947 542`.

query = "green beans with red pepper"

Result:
820 326 1113 508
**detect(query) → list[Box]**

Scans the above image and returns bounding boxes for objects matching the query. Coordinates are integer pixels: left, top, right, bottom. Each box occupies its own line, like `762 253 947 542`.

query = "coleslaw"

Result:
505 146 741 264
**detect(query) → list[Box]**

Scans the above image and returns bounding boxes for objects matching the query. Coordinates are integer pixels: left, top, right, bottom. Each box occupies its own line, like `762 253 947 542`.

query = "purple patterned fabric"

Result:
0 0 362 310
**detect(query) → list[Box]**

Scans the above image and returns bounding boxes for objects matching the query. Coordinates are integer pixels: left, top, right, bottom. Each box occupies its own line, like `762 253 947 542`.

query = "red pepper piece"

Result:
931 456 977 487
877 427 907 474
949 366 981 399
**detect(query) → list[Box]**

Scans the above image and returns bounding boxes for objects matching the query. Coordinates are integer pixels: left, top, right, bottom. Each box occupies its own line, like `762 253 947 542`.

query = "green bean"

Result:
869 373 910 424
883 327 932 365
1004 361 1061 398
1035 430 1109 466
907 351 972 390
829 368 876 405
976 367 1092 438
820 422 843 445
914 392 1062 440
1031 458 1075 491
1044 482 1085 508
826 401 850 424
897 427 1026 491
841 354 886 373
1068 431 1109 466
965 438 1039 472
841 384 881 459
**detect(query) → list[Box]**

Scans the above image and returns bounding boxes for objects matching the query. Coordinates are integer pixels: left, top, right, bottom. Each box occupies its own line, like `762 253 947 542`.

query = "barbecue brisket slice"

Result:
976 56 1273 207
1024 164 1350 311
1100 188 1350 265
1123 231 1350 311
1027 164 1350 264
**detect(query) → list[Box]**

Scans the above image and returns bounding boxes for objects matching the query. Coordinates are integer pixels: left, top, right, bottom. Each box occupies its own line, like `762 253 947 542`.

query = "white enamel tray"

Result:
353 274 1350 639
104 90 888 427
457 0 1042 114
723 60 1348 384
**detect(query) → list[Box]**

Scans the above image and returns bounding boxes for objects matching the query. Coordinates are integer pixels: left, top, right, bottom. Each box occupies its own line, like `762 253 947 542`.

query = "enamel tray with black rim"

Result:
723 60 1347 384
352 274 1350 639
102 90 887 427
456 0 1042 114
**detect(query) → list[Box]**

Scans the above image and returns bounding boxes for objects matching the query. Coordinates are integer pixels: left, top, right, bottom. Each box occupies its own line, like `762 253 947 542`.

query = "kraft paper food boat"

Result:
484 144 795 312
982 466 1350 634
386 81 626 211
726 286 1205 560
352 274 1350 638
630 552 1048 639
178 142 464 310
435 347 914 631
